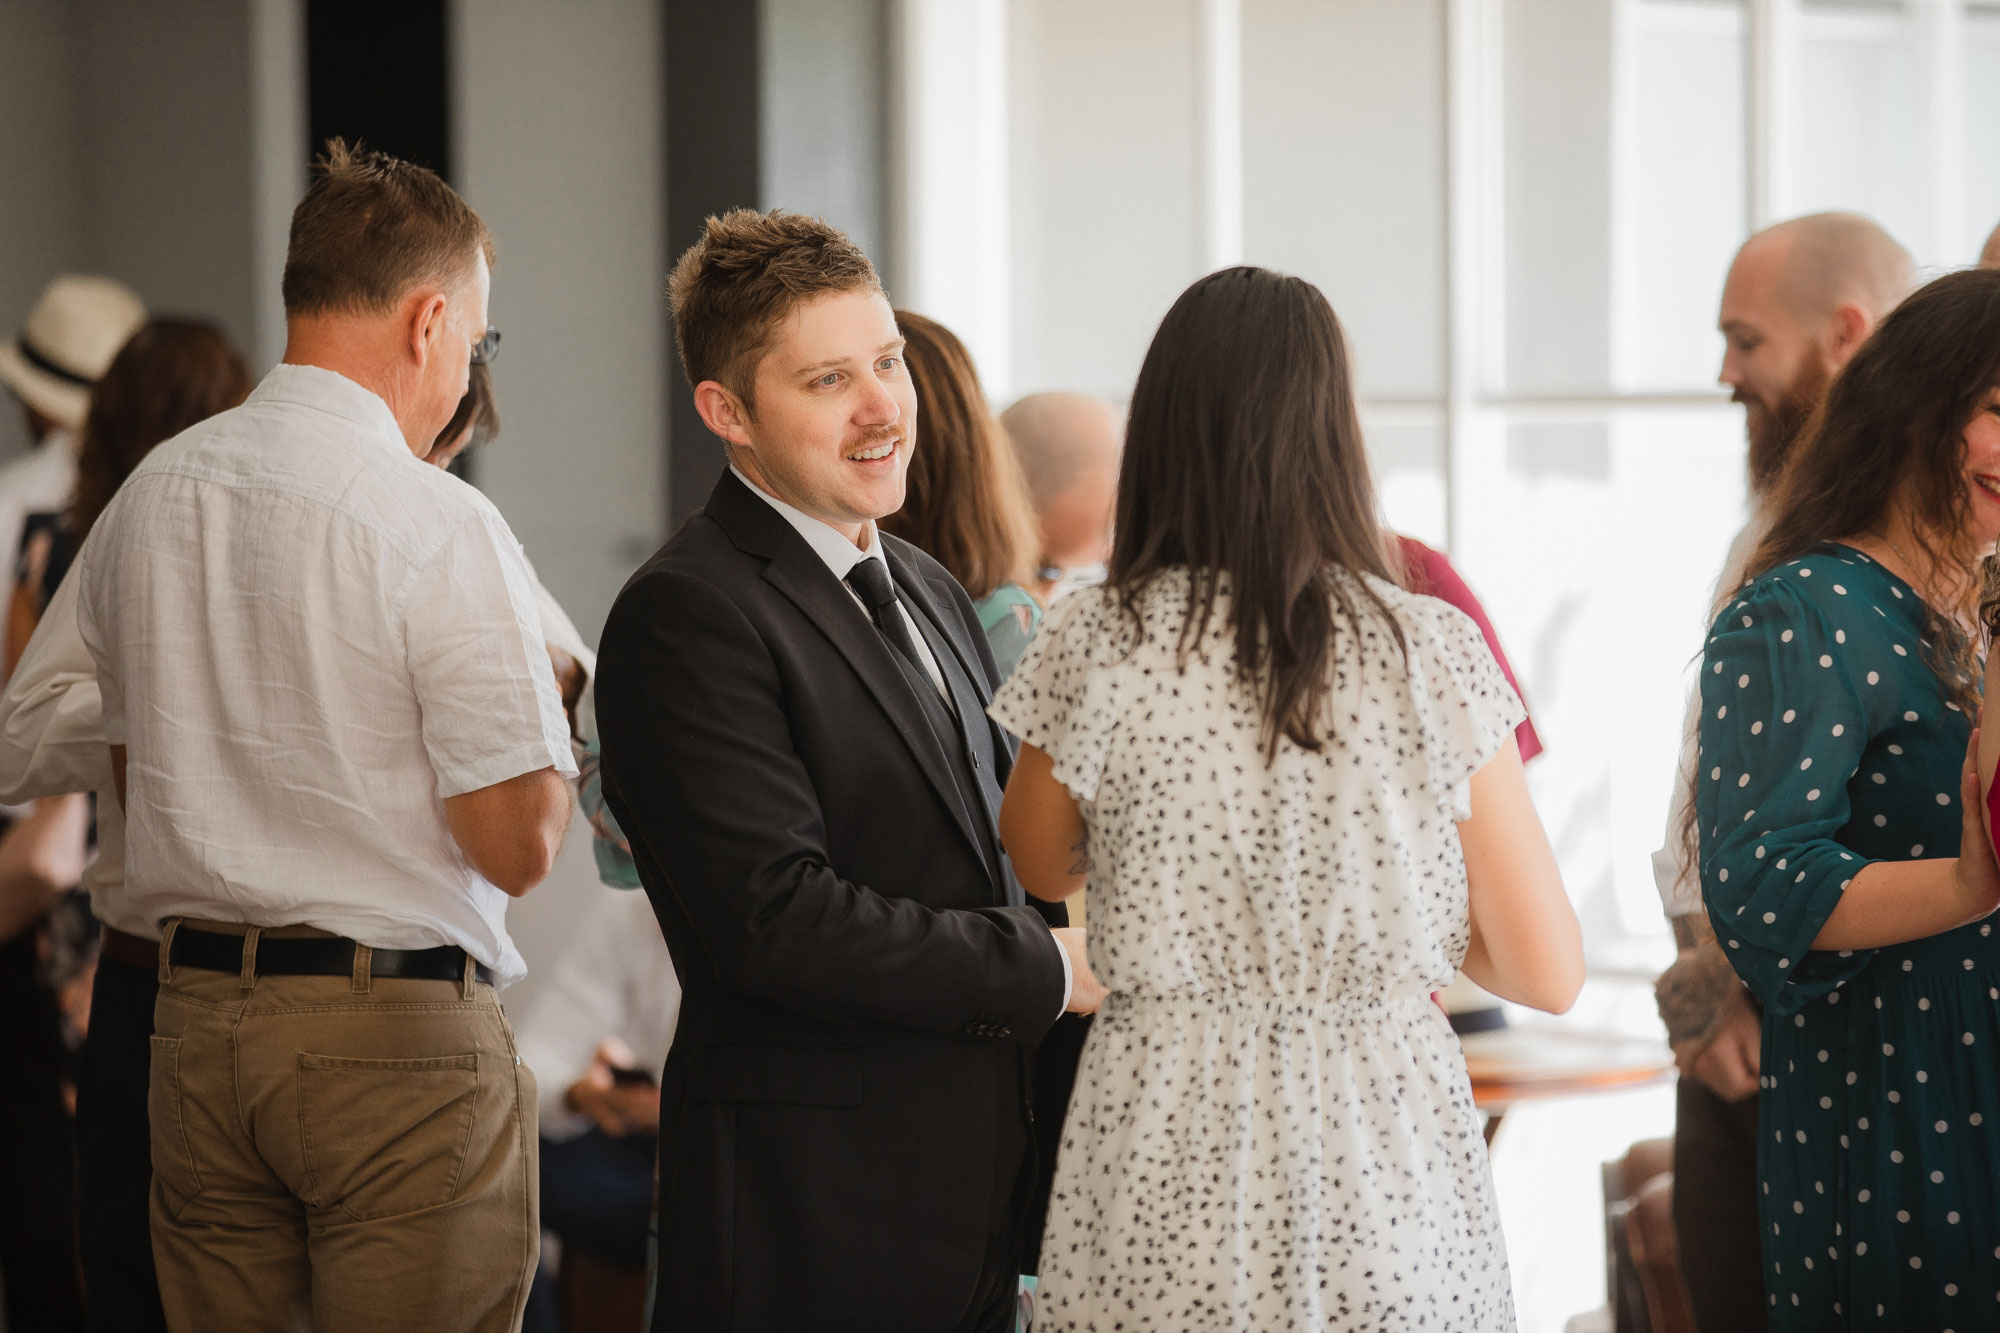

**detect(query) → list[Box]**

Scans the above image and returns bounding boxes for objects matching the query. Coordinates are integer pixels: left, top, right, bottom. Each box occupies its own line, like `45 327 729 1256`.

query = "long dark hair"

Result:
879 311 1039 601
70 318 250 538
1110 266 1403 759
1750 267 2000 714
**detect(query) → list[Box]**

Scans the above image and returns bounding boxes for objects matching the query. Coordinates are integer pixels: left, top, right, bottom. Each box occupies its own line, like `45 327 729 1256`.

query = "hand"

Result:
563 1038 660 1138
1052 926 1105 1014
1674 990 1760 1103
1953 729 2000 924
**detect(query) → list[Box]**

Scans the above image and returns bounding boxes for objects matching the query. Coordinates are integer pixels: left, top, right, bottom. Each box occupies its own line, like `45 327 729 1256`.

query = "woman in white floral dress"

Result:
990 267 1585 1332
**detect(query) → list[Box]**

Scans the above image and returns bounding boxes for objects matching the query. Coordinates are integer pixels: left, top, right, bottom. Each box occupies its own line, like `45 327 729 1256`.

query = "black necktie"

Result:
844 558 935 688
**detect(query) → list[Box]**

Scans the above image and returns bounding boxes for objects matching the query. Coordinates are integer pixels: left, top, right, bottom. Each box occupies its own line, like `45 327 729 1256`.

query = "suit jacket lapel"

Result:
892 555 1022 902
705 473 994 875
894 556 1021 781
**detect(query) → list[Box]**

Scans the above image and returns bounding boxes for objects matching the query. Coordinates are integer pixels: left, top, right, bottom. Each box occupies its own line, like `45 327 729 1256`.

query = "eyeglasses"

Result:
470 327 502 366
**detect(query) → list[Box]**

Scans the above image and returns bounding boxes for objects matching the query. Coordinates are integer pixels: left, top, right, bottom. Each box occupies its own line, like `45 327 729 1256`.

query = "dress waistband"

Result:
1098 989 1435 1023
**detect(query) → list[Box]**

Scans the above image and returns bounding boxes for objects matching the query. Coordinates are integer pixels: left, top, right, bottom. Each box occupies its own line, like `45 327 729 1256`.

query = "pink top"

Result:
1396 536 1545 763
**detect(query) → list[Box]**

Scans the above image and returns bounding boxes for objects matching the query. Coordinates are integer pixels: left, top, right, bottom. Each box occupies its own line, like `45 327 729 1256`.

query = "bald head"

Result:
1000 392 1123 582
1982 220 2000 271
1736 212 1914 325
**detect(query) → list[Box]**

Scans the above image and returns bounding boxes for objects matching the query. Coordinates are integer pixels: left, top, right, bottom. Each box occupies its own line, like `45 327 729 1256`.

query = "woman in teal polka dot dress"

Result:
1696 269 2000 1329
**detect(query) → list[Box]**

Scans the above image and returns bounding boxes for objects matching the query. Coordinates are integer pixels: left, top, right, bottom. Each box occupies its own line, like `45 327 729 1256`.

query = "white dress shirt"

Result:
1652 512 1769 920
513 888 680 1142
75 364 576 985
728 466 1072 1013
729 465 950 700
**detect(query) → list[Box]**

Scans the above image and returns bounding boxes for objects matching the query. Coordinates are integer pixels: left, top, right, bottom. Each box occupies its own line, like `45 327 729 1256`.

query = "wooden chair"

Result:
561 1249 648 1333
1602 1137 1692 1333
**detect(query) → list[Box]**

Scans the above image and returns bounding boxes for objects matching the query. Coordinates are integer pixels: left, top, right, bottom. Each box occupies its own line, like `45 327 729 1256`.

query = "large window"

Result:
894 0 2000 971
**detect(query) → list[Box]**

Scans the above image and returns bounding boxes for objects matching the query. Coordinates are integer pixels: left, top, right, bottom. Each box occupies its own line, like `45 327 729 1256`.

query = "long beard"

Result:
1746 357 1830 494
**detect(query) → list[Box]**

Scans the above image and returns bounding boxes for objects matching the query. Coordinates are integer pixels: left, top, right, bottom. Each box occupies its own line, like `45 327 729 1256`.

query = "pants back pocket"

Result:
297 1051 480 1222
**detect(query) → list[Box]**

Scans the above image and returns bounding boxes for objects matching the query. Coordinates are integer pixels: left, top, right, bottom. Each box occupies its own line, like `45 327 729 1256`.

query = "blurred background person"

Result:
0 315 247 1333
1000 391 1121 605
1651 210 1913 1333
0 276 147 632
1396 535 1544 765
1698 267 2000 1328
1982 221 2000 269
513 888 678 1333
994 266 1582 1329
879 310 1045 678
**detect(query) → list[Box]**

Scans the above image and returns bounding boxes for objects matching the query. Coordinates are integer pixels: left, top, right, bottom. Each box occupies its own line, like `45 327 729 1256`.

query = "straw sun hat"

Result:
0 275 147 432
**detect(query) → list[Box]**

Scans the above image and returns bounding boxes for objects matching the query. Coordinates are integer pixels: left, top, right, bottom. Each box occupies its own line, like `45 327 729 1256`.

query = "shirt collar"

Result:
729 464 885 582
249 364 411 460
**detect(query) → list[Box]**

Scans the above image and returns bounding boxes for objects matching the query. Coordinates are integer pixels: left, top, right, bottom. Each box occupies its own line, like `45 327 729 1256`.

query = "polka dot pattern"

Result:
1696 544 2000 1328
991 569 1523 1329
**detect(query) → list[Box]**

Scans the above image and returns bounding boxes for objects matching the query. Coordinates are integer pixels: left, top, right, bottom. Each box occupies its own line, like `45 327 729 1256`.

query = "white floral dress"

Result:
990 569 1524 1332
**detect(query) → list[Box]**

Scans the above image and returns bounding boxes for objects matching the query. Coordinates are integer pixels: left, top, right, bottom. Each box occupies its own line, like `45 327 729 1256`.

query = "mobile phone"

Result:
608 1063 658 1088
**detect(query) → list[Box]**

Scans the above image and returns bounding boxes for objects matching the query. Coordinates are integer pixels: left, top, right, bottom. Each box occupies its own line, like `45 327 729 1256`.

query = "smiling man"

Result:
594 210 1101 1333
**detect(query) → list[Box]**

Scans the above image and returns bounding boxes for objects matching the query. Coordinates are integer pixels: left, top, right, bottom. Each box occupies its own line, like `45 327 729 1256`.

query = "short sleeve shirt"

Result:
76 364 575 984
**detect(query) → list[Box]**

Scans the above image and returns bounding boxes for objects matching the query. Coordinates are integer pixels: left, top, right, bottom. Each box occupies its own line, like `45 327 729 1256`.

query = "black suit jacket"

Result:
595 470 1071 1330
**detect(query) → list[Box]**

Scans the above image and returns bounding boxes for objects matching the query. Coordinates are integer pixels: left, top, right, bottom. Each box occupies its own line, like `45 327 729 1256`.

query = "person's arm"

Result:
1455 737 1584 1013
998 743 1089 903
0 569 113 805
1802 732 2000 949
0 793 91 942
596 566 1072 1045
443 767 572 897
404 510 578 895
1694 577 1903 1012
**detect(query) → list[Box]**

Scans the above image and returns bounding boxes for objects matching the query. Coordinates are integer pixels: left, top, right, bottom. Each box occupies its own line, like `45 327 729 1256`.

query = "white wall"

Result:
1007 0 1206 400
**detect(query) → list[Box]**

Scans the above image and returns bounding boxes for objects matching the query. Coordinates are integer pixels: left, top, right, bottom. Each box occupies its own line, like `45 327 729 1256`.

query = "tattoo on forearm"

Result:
1065 834 1090 877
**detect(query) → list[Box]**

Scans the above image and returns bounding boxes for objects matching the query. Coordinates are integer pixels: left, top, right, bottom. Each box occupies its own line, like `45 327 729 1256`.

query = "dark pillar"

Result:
663 0 762 528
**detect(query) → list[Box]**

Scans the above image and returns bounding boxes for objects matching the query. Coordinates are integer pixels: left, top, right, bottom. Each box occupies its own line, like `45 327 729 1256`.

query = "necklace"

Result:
1868 529 1976 636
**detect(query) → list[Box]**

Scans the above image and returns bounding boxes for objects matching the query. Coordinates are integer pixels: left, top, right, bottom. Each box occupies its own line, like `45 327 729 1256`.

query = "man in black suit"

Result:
595 209 1101 1333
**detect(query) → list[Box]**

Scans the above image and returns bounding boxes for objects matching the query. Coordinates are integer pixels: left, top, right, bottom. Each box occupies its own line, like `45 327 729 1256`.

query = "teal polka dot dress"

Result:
1696 542 2000 1328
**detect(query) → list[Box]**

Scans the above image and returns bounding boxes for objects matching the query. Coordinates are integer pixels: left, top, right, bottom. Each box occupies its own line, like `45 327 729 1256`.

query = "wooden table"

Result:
1461 1024 1675 1143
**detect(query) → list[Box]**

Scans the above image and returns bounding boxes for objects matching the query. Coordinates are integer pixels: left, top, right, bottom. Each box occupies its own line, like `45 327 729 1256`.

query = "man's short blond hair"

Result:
667 209 880 410
282 139 493 317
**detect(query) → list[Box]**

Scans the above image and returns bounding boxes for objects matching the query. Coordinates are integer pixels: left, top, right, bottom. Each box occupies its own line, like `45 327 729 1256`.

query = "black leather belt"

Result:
168 926 496 986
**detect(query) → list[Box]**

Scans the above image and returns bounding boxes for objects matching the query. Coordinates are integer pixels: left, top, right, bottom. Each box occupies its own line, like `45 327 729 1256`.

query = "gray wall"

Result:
0 1 88 464
761 0 892 288
0 0 302 464
451 0 672 1021
452 0 669 650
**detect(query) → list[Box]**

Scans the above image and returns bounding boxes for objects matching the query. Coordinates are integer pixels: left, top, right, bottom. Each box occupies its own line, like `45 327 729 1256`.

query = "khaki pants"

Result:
148 921 538 1332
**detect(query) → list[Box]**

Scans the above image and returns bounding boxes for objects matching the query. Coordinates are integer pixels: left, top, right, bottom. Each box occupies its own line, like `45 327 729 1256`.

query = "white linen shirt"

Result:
75 364 576 985
0 568 134 932
728 466 1071 1013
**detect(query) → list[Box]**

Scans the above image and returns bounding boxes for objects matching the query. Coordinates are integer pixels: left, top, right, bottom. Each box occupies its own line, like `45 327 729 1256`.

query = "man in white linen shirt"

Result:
74 140 575 1333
